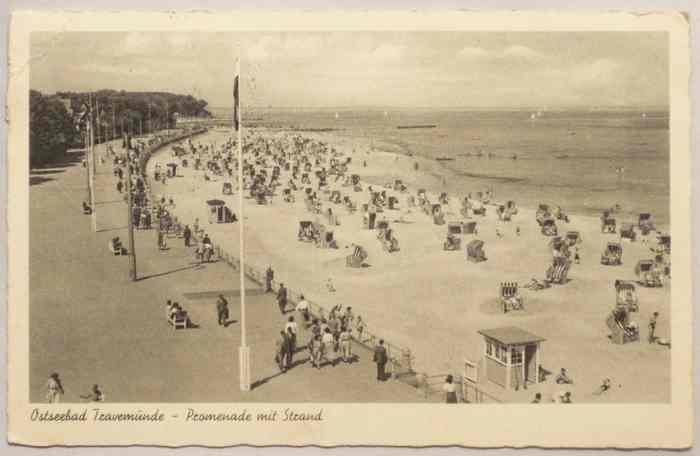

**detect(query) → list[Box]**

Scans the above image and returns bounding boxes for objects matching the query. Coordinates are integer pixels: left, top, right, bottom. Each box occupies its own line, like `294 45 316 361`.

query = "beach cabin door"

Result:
524 344 537 383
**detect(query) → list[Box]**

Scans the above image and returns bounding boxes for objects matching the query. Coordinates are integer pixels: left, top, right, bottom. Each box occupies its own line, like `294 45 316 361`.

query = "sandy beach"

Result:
147 127 671 403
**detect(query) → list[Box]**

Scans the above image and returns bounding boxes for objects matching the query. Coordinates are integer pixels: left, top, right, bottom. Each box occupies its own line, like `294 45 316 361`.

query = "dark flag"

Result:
233 70 240 132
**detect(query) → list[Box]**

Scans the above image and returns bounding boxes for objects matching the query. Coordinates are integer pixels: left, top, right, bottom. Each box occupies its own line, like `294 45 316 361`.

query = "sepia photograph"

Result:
6 10 693 448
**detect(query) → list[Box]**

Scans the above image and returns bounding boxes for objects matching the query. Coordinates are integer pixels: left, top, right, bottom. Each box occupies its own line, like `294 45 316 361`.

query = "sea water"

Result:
215 107 670 226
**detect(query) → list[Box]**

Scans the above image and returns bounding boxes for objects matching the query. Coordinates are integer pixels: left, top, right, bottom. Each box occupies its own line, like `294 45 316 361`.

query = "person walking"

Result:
320 327 335 367
275 330 288 372
443 375 458 403
265 266 274 293
296 294 310 324
285 316 298 352
285 327 295 369
46 372 65 403
277 283 288 315
648 312 659 343
373 339 388 382
216 294 229 326
309 334 323 369
339 326 353 363
183 225 192 247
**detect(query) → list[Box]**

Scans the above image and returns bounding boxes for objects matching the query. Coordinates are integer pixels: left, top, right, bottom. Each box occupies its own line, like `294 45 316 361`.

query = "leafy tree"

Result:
29 90 76 166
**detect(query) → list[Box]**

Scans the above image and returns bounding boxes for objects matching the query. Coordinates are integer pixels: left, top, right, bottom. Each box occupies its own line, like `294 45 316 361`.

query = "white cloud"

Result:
80 62 151 76
369 44 404 62
246 37 275 61
457 45 546 62
456 46 489 60
571 58 621 86
502 45 545 60
115 33 160 56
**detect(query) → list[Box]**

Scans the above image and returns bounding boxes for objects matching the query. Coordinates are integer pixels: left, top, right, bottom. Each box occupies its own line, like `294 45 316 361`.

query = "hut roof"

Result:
478 326 546 345
206 199 226 206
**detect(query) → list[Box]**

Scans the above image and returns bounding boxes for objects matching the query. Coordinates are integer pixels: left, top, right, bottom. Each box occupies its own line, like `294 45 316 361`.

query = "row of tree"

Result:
56 90 211 142
29 89 211 166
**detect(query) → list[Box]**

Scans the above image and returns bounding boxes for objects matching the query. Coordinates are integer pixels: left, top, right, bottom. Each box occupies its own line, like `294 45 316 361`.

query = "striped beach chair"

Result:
546 257 571 284
346 245 368 268
500 282 524 313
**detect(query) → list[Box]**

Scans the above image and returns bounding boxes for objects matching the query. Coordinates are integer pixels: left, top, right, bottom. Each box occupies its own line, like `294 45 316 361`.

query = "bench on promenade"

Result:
109 238 126 256
168 313 188 330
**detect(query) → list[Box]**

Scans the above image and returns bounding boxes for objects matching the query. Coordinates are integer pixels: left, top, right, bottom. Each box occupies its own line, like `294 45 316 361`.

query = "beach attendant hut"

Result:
466 239 486 262
478 327 545 390
206 199 235 224
166 162 178 177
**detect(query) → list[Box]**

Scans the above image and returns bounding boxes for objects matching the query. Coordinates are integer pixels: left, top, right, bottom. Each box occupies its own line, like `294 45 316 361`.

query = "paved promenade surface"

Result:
29 141 432 403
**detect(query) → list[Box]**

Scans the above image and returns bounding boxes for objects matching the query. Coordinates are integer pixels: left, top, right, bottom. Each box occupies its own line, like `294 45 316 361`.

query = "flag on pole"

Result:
233 62 240 131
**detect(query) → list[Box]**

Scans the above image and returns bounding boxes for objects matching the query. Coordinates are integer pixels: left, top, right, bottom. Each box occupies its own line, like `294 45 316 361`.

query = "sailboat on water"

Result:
334 112 339 120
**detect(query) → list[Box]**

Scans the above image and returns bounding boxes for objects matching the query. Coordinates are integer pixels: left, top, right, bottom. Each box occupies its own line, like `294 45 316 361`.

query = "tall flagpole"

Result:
236 57 251 392
87 95 97 232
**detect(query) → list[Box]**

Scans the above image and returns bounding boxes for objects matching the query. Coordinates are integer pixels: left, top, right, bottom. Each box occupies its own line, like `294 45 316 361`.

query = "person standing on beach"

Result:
277 283 288 314
46 372 64 403
648 312 659 343
373 340 388 382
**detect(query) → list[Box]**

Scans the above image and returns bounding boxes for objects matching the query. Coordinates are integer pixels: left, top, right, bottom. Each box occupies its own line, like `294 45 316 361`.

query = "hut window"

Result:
499 345 509 364
486 341 493 356
510 348 523 366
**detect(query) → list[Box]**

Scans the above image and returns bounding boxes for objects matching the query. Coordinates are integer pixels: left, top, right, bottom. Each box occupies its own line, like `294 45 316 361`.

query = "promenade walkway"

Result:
29 140 432 403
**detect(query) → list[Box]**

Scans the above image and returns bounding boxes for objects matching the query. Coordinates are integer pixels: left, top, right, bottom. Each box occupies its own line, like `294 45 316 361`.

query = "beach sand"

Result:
148 128 671 403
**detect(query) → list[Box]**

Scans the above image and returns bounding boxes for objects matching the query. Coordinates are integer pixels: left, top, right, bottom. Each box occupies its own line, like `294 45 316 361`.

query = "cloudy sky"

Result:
30 31 668 109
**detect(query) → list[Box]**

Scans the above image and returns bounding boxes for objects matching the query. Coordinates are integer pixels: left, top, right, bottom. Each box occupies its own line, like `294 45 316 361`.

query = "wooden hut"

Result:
478 327 545 390
206 199 235 224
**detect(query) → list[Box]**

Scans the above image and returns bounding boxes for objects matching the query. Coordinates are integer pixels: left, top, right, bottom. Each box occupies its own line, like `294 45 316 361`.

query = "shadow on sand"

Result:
137 264 201 281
